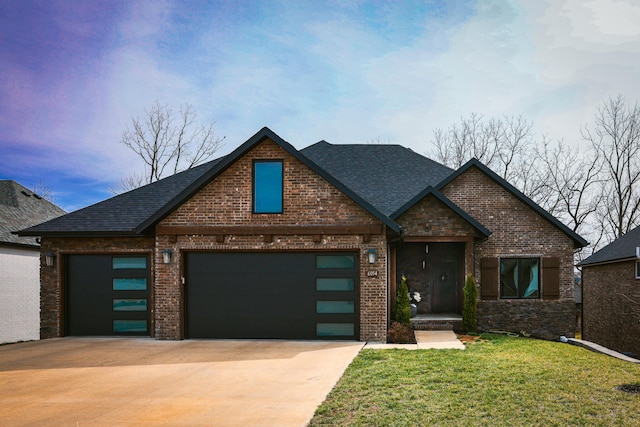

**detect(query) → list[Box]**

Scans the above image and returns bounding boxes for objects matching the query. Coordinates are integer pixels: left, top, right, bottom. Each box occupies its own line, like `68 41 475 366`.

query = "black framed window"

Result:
253 160 283 213
500 258 540 299
636 261 640 279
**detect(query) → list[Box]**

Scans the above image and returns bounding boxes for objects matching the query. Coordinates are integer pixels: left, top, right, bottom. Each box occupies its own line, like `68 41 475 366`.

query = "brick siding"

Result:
39 237 154 338
439 167 577 339
583 261 640 356
156 138 387 341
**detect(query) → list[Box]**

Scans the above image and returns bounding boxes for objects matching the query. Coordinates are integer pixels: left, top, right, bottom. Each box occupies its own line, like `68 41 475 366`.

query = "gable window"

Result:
500 258 539 299
253 160 283 213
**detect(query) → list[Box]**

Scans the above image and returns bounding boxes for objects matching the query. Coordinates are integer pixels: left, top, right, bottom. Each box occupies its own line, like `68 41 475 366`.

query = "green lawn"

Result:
310 334 640 426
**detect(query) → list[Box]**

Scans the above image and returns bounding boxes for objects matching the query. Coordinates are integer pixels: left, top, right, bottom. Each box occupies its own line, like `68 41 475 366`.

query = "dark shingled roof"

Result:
578 226 640 266
0 180 66 247
301 142 453 216
19 160 222 236
18 127 587 248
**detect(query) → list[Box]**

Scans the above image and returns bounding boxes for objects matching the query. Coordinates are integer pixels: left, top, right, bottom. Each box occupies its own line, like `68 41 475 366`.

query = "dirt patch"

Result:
457 335 483 344
617 384 640 394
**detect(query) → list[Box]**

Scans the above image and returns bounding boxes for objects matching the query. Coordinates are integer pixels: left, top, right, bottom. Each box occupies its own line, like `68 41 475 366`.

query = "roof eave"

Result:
577 256 639 268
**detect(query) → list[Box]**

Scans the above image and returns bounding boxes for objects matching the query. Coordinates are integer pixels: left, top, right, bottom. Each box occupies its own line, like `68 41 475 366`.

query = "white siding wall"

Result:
0 246 40 343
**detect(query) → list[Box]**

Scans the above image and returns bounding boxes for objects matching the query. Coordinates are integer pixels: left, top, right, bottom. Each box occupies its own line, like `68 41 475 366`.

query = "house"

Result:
578 226 640 356
19 127 587 341
0 180 65 343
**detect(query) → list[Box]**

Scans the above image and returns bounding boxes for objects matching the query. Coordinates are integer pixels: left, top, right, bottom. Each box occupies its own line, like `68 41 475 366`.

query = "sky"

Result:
1 0 640 212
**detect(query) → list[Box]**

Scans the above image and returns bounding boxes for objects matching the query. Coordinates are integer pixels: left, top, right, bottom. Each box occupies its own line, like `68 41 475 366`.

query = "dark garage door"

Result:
185 252 359 340
66 255 150 336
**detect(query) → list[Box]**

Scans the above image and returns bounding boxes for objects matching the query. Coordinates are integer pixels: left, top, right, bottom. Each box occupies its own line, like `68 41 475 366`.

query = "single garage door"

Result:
185 252 359 340
66 255 150 336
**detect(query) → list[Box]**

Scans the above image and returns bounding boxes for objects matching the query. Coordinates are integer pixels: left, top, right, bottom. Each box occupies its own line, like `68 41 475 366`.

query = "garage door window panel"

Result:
113 320 148 333
316 278 355 291
316 301 355 314
316 255 355 269
112 257 147 269
253 160 283 213
113 299 147 312
112 278 147 291
317 323 355 337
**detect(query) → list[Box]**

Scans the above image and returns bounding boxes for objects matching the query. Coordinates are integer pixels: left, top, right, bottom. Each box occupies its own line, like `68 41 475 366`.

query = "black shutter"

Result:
481 257 499 300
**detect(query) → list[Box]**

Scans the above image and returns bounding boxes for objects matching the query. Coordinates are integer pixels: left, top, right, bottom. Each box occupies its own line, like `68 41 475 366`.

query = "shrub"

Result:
462 273 478 333
393 275 411 326
387 321 416 344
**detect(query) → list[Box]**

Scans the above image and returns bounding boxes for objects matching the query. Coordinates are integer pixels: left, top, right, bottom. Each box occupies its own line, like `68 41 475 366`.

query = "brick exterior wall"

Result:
39 237 154 338
397 194 478 237
439 167 577 339
583 261 640 356
156 138 387 341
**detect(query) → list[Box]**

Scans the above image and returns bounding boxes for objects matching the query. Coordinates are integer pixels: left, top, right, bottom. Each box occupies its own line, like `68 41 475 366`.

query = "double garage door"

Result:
66 252 359 340
185 252 359 340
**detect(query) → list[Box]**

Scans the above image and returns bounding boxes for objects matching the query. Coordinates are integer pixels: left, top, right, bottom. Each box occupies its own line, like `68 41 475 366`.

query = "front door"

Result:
396 242 465 314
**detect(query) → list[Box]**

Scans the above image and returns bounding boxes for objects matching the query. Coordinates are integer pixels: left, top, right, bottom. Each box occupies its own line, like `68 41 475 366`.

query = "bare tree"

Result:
118 101 225 192
430 113 544 200
30 181 55 204
583 95 640 242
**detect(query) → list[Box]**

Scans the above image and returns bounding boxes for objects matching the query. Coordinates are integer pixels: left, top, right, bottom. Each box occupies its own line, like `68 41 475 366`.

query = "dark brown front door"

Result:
396 242 465 314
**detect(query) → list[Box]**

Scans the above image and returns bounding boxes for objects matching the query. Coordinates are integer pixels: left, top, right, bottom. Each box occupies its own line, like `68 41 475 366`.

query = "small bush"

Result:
387 321 416 344
462 273 478 333
393 275 411 326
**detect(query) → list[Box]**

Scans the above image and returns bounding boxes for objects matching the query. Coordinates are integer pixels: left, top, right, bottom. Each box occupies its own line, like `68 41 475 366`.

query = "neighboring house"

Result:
20 127 587 342
0 180 65 343
578 226 640 356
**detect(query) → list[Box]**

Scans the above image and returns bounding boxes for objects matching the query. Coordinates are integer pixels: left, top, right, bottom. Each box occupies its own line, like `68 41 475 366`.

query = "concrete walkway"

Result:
567 338 640 363
364 330 465 350
0 337 364 427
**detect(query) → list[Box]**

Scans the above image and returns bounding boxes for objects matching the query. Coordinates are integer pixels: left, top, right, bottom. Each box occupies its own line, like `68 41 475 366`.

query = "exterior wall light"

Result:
162 249 173 264
44 253 56 267
367 248 377 264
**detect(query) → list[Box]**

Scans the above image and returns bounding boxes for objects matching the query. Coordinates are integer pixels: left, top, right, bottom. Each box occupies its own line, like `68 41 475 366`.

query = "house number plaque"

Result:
366 270 378 277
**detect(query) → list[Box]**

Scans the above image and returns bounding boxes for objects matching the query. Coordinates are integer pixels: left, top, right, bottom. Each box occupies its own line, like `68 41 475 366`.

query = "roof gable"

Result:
390 186 491 239
578 225 640 266
21 127 401 236
436 158 588 249
136 127 400 233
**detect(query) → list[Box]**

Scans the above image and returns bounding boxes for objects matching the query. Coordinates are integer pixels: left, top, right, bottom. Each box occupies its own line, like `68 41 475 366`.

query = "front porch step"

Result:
411 314 463 331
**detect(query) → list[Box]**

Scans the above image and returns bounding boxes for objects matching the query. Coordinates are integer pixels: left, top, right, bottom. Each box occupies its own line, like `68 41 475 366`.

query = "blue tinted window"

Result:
113 257 147 269
316 278 355 291
316 323 354 337
113 320 147 333
113 278 147 291
113 299 147 312
316 255 355 269
254 161 283 213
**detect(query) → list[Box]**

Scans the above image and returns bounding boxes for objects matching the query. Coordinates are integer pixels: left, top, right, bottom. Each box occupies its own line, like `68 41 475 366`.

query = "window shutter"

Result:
480 257 499 300
542 257 560 299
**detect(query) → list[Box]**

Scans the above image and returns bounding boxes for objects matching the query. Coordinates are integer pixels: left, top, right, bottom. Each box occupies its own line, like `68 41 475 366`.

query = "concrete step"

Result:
410 314 462 331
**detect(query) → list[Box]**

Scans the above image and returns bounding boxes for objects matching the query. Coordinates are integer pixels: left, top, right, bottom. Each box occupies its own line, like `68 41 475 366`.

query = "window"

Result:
636 261 640 279
253 160 283 213
112 257 147 269
500 258 539 299
316 255 355 269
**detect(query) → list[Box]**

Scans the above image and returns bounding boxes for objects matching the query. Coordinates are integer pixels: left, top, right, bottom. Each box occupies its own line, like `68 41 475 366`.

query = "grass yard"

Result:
310 334 640 426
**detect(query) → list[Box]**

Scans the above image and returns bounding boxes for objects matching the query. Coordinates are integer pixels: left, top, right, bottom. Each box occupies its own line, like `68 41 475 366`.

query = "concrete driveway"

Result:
0 337 364 426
